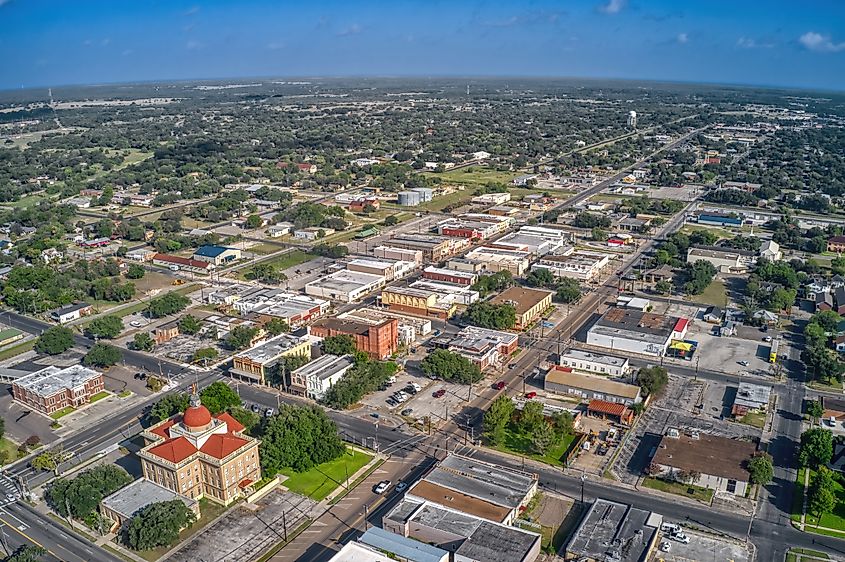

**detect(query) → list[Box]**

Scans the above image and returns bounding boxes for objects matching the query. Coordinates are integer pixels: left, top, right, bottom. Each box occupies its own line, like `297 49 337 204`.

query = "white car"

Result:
374 480 391 494
659 541 671 552
763 336 773 342
661 522 681 534
671 532 690 544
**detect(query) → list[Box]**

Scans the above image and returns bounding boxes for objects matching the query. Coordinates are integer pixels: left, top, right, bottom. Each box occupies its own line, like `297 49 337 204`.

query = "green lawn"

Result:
691 278 728 308
792 468 807 524
8 194 46 209
0 438 20 465
490 423 577 467
133 498 227 562
417 189 474 212
680 224 737 241
50 406 76 420
642 476 714 503
89 391 111 404
0 339 36 361
787 548 830 562
740 411 766 429
280 448 373 501
248 250 316 274
802 470 845 532
425 165 517 186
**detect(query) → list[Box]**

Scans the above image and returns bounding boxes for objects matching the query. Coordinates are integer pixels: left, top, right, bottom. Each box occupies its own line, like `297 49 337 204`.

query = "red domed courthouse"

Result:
138 388 261 505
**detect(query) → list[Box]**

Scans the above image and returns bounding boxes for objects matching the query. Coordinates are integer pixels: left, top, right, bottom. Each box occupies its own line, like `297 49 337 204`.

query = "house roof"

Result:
215 412 245 433
545 366 641 399
148 437 196 464
199 433 250 459
489 287 553 317
409 480 511 523
194 245 233 258
153 253 212 269
652 434 757 482
587 399 630 418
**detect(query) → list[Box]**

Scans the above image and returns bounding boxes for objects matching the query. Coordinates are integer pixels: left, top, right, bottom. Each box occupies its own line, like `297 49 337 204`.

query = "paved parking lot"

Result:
654 528 750 562
612 374 760 485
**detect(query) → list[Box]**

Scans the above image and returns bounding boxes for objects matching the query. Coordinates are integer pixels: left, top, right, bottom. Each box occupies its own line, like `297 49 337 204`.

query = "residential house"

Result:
828 236 845 254
49 302 93 324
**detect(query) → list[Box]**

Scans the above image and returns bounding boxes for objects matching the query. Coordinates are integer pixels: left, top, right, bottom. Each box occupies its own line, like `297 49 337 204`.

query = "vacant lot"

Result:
279 448 372 501
426 165 516 186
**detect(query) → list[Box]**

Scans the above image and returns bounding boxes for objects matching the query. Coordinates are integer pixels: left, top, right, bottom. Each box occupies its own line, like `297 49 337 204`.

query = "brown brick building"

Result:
12 365 105 415
309 317 399 359
139 390 261 505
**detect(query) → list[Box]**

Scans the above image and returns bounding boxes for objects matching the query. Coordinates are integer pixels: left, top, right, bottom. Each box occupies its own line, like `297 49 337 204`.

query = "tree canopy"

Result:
82 343 122 367
420 349 482 384
35 326 75 355
48 465 132 521
463 301 516 330
199 381 241 414
259 404 346 475
148 292 190 318
85 315 124 339
127 500 196 551
323 334 357 356
799 427 834 469
637 366 668 396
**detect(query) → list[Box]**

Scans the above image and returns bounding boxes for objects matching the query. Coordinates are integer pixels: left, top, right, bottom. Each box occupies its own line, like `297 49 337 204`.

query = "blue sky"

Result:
1 0 844 91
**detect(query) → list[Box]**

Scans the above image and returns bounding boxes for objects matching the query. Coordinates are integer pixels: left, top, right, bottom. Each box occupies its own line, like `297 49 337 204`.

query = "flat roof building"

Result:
289 353 356 400
687 245 756 274
100 478 200 532
422 266 478 286
305 270 386 303
458 246 532 276
651 433 757 496
435 326 519 371
532 251 611 282
559 349 630 378
565 499 660 562
347 258 416 282
387 234 471 262
586 307 689 357
731 382 772 418
544 366 641 405
489 287 554 330
309 317 399 360
407 454 538 525
384 500 541 562
230 334 311 385
12 365 105 415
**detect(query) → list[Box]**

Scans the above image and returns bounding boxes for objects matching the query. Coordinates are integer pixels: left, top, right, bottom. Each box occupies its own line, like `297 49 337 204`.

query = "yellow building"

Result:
490 287 554 330
229 334 311 385
139 391 261 505
381 286 457 320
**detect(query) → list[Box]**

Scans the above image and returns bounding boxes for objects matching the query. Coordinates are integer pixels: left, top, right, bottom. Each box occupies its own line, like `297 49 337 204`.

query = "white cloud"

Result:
336 23 362 37
598 0 627 15
482 10 563 28
799 31 845 53
0 0 11 7
676 32 688 44
737 37 774 49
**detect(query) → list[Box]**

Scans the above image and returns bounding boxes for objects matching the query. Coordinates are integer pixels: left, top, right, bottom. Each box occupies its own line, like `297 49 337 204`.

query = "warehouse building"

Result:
686 245 757 274
387 234 471 262
489 287 554 330
192 245 242 266
544 366 641 405
153 253 214 274
373 245 424 265
455 246 531 276
586 308 689 357
305 270 386 303
422 266 478 286
309 317 399 359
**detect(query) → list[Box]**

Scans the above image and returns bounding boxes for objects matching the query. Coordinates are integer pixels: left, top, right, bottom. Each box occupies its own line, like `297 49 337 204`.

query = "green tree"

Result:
259 404 346 476
524 268 556 288
471 271 513 297
35 326 75 355
747 452 774 485
518 400 545 434
654 280 672 295
551 410 575 439
382 215 399 226
85 315 124 339
127 500 196 551
832 256 845 276
200 381 241 414
810 310 842 333
31 451 65 473
245 214 263 229
807 400 825 424
227 325 259 350
483 396 515 445
321 360 398 409
125 264 146 279
420 349 483 384
192 347 218 364
799 427 834 469
809 467 837 524
265 318 290 336
227 406 261 434
464 301 516 330
132 332 155 352
148 292 190 318
591 227 609 242
531 422 556 455
555 278 582 303
178 314 202 335
323 334 357 356
4 545 48 562
82 343 121 368
48 465 132 519
149 394 190 422
637 366 668 396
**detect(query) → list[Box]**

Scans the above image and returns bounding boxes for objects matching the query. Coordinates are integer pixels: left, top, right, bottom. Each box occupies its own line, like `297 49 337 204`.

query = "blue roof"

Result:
358 527 446 562
194 245 231 258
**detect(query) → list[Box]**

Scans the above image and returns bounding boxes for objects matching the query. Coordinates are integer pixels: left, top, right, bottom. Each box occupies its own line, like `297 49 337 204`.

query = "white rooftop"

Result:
13 365 101 398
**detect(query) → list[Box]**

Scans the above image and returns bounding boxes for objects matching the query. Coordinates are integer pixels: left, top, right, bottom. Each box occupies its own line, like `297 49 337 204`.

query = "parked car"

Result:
130 320 143 328
525 392 537 399
395 482 408 493
661 522 682 534
370 412 380 419
433 389 446 398
133 372 146 380
494 381 506 390
401 408 413 416
763 336 773 342
264 408 274 417
670 532 690 544
659 541 671 552
386 398 397 407
738 360 749 367
374 480 391 494
251 404 261 413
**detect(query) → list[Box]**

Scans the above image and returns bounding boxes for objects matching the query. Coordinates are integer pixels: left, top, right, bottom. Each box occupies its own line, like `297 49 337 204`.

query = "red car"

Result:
433 389 446 398
525 392 537 399
494 381 506 390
